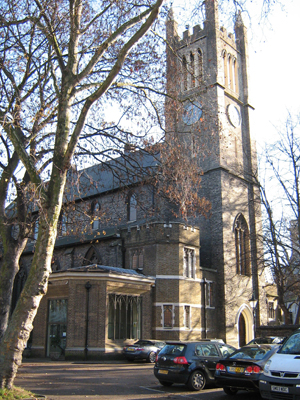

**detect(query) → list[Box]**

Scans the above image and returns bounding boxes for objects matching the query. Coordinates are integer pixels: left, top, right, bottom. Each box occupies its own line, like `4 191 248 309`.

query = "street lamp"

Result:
249 294 258 338
84 281 92 361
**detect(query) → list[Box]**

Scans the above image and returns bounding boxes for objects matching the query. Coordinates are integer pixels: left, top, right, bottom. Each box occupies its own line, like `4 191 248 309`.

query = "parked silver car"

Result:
123 339 166 363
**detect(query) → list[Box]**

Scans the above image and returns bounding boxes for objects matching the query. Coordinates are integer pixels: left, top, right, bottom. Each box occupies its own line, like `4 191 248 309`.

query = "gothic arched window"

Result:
233 57 239 94
227 55 232 89
182 56 188 91
58 212 67 236
234 214 250 276
83 246 101 266
128 193 137 222
91 201 101 230
190 52 195 87
197 49 203 84
222 50 227 87
33 217 39 240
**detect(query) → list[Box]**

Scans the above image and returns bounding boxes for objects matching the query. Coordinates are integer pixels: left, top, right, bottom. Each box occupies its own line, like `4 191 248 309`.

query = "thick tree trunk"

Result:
0 241 27 341
0 180 65 389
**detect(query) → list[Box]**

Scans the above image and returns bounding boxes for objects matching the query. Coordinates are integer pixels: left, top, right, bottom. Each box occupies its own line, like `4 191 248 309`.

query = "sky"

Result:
247 0 300 149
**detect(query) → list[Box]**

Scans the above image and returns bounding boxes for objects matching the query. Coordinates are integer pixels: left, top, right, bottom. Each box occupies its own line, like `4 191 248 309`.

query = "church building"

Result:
17 0 271 360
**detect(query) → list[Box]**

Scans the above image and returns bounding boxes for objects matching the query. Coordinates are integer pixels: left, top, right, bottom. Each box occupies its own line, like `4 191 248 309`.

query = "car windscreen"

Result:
229 346 274 360
279 332 300 355
159 344 185 356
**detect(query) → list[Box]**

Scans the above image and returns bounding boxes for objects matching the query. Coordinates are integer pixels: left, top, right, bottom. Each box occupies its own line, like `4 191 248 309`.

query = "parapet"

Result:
179 24 204 47
220 26 236 47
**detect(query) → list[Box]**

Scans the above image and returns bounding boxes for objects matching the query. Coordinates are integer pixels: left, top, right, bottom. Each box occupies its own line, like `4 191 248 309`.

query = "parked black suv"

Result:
154 340 236 391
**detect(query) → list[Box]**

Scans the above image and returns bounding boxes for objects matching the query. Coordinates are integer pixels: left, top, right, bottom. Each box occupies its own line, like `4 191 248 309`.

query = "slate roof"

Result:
52 264 155 280
66 149 159 201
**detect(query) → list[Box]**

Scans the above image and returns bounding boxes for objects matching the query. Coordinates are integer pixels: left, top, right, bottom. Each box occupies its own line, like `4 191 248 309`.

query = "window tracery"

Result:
83 246 101 266
234 214 250 276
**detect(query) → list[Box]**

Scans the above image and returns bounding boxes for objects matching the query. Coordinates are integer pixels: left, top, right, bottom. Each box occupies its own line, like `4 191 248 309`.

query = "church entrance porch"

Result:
30 265 155 360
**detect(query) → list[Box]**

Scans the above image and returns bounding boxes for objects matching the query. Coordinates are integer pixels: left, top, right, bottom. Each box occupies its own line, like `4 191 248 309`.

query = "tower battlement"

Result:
220 26 237 48
173 21 238 53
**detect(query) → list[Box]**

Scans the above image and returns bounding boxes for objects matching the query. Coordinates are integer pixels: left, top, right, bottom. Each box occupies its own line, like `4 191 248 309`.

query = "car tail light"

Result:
216 363 226 371
173 356 188 365
246 365 262 373
155 354 159 362
136 348 144 351
253 365 262 373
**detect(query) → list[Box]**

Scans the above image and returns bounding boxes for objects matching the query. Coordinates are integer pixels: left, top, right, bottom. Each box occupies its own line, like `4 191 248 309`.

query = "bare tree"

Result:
0 0 166 388
259 113 300 324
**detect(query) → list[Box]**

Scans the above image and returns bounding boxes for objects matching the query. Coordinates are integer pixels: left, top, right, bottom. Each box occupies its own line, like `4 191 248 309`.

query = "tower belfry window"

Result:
227 55 232 89
197 49 203 84
190 52 195 87
182 56 188 91
233 58 239 93
222 51 227 87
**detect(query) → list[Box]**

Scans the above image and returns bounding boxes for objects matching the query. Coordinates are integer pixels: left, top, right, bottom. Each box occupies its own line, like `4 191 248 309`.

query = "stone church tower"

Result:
165 0 267 346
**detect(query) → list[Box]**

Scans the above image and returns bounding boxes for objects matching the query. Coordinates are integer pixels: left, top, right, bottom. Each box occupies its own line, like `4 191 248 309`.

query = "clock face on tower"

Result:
227 104 241 128
182 101 203 125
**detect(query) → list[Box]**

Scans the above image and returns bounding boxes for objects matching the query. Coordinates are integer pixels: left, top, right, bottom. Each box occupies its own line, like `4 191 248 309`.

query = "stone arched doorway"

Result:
238 313 246 347
236 305 253 347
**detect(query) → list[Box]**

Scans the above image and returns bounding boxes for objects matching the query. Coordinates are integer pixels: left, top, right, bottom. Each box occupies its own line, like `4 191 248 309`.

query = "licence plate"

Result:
159 370 168 375
271 385 289 393
127 348 135 352
227 366 245 373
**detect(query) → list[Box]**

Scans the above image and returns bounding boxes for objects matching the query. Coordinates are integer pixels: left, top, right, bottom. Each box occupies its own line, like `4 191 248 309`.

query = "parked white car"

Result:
259 329 300 399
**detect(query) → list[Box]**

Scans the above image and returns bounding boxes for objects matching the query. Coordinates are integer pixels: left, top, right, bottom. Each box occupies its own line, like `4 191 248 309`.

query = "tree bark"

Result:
0 241 27 341
0 200 62 388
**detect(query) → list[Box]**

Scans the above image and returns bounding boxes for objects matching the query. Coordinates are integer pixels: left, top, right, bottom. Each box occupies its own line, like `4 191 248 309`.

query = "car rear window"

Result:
135 340 152 346
159 344 185 356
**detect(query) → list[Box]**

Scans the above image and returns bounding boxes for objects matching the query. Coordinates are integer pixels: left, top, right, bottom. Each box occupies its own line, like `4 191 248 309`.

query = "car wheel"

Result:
223 387 238 395
148 351 156 363
159 380 173 387
186 370 206 391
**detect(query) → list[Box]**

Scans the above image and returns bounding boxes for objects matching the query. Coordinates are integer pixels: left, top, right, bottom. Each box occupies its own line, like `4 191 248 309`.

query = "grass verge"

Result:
0 386 40 399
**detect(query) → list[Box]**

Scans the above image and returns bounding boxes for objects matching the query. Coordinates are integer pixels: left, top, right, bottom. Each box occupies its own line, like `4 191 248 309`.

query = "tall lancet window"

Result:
190 52 195 88
222 50 227 87
234 214 251 276
197 49 203 84
233 57 239 94
182 56 188 91
128 193 137 222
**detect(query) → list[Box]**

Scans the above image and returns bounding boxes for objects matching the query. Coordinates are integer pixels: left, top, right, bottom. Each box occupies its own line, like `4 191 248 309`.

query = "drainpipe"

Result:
84 281 92 361
201 279 207 339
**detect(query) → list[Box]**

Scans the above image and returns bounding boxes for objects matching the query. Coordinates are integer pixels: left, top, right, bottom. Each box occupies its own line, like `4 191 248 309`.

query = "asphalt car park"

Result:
15 359 264 400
